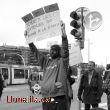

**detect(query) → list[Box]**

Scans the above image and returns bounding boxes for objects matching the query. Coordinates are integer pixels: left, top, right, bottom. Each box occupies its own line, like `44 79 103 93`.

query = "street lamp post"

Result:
85 38 92 62
15 53 26 66
88 38 90 62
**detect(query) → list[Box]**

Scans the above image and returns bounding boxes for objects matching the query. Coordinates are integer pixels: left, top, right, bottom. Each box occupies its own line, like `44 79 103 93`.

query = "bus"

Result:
0 64 30 86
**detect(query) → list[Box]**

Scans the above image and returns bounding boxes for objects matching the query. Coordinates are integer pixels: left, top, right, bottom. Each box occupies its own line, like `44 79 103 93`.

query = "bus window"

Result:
25 70 28 79
14 69 25 79
2 68 8 80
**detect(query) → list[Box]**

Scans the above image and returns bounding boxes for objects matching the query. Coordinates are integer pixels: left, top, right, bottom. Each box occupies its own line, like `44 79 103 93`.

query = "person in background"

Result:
78 61 103 110
103 64 110 81
0 71 4 100
24 21 69 110
67 66 75 110
102 64 110 110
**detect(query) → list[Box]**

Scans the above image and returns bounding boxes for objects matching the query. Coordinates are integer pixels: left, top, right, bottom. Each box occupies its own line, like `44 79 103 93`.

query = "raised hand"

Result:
60 20 66 37
24 30 28 37
55 82 62 88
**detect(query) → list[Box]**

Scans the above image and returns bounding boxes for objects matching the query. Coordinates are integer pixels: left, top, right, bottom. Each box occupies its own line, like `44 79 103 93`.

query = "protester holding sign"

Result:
24 21 69 110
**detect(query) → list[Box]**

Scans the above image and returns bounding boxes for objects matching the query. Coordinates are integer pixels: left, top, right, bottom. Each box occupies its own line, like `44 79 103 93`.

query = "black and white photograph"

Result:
0 0 110 110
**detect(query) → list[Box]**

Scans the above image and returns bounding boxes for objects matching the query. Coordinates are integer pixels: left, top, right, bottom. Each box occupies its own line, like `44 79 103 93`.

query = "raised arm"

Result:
61 21 69 58
24 31 47 70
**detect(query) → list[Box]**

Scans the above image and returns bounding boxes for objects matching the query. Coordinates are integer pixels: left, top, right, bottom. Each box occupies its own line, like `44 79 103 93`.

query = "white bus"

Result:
0 64 30 86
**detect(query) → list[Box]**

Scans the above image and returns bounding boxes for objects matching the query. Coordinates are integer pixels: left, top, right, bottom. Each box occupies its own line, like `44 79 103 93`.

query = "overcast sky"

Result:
0 0 110 66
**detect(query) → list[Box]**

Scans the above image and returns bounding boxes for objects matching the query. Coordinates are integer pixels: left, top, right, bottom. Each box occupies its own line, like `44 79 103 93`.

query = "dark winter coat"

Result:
78 70 103 104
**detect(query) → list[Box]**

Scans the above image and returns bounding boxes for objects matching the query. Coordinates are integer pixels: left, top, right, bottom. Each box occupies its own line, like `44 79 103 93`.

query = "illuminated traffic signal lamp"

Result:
70 9 85 49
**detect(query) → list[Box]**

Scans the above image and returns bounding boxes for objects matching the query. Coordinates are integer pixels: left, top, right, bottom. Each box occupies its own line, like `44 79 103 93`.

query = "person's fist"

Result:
60 20 66 37
60 21 65 31
24 30 27 37
55 82 62 88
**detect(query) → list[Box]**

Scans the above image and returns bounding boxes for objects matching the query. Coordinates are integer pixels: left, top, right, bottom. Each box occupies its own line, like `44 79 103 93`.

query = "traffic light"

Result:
70 9 85 49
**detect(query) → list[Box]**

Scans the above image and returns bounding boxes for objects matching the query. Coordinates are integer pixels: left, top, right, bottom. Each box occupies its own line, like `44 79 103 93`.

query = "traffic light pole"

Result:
88 38 90 62
81 7 85 41
70 7 91 110
76 7 85 50
70 7 86 110
80 7 85 50
77 7 84 110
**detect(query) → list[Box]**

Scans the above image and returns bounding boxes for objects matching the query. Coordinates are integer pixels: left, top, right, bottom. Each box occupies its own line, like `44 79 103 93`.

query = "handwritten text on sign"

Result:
22 3 61 44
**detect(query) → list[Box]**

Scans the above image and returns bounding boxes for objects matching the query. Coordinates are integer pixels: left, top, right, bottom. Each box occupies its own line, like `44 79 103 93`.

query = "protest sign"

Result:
22 3 61 44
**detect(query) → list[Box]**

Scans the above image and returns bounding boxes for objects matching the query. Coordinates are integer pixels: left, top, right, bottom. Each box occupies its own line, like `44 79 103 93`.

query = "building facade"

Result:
0 45 49 66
